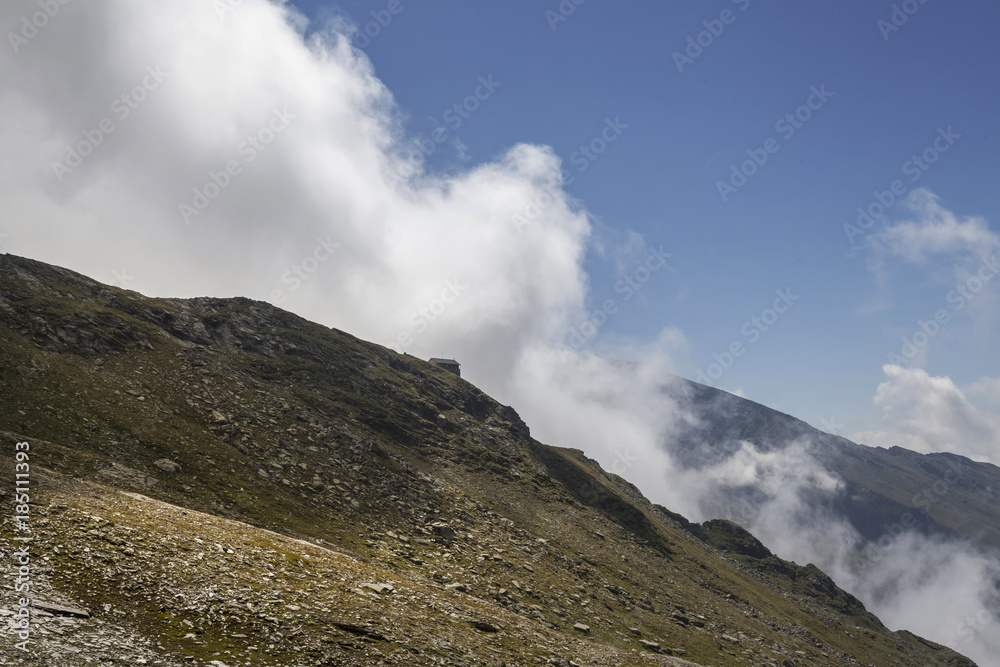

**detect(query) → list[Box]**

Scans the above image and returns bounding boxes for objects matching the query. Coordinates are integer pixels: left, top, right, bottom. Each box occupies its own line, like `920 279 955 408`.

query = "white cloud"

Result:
850 365 1000 463
871 189 999 265
860 189 1000 321
0 0 599 393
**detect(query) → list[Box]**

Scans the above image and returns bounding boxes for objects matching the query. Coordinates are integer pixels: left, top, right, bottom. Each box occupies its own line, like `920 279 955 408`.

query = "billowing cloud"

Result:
871 189 999 265
0 0 597 394
851 365 1000 464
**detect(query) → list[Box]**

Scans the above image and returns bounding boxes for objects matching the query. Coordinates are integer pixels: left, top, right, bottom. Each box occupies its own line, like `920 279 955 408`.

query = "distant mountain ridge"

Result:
669 378 1000 552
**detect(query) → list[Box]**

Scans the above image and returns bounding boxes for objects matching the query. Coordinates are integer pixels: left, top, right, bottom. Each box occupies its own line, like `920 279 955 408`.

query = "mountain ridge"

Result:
669 376 1000 552
0 253 979 666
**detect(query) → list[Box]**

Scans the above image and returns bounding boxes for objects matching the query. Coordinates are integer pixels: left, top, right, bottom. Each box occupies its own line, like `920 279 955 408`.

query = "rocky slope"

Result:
0 254 978 666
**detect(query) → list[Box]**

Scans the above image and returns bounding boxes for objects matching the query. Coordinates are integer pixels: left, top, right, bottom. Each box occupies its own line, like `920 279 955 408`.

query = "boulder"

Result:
431 522 456 541
154 459 181 474
471 621 498 632
359 582 394 595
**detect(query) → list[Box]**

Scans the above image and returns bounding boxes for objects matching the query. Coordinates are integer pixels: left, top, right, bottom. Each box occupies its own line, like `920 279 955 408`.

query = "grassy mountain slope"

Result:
0 254 977 666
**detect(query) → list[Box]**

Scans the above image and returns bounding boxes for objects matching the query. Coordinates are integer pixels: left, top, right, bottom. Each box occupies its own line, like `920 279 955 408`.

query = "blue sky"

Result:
288 0 1000 434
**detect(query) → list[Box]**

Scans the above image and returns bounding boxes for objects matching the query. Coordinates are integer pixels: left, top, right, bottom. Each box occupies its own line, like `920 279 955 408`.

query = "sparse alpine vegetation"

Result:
0 254 979 666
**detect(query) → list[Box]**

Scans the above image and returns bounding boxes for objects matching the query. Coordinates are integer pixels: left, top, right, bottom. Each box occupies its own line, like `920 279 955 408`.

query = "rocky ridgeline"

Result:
0 254 979 667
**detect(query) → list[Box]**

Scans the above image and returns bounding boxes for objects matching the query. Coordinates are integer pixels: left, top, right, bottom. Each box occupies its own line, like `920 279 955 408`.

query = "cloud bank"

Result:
0 0 596 394
851 365 1000 463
